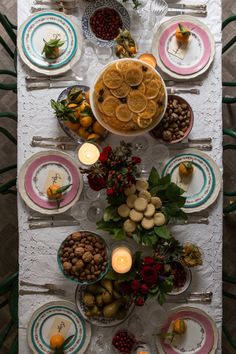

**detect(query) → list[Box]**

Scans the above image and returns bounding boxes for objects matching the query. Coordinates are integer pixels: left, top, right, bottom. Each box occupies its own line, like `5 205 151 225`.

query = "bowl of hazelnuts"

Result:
58 230 111 285
150 95 194 144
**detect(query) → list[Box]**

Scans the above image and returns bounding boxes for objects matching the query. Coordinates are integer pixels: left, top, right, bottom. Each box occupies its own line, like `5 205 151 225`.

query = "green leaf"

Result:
103 206 121 222
106 268 136 282
148 167 160 188
159 278 174 293
57 183 72 194
166 183 185 199
154 225 171 239
113 228 126 240
149 286 159 295
157 292 166 305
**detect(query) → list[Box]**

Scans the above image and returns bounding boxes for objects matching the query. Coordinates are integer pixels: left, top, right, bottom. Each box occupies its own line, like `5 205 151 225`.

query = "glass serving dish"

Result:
57 230 111 285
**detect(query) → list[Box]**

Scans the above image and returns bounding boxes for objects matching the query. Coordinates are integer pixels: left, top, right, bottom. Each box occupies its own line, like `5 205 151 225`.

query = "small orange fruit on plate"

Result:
80 115 93 128
93 121 106 135
50 333 65 349
47 184 62 200
78 127 90 139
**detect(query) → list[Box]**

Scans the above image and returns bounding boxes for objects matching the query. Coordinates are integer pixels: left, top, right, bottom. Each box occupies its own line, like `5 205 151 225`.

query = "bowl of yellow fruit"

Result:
51 85 108 143
90 58 167 136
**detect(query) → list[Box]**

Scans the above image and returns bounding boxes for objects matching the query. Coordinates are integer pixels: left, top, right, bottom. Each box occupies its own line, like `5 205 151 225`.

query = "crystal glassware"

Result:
95 46 113 65
132 136 149 155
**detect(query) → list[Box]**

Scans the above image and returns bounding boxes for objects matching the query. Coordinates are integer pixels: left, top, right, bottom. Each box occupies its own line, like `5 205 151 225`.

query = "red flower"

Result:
141 265 158 285
131 280 140 292
99 152 108 163
155 263 164 274
106 188 115 196
135 297 145 306
144 257 155 265
103 146 112 155
87 175 106 191
132 156 141 164
140 283 149 295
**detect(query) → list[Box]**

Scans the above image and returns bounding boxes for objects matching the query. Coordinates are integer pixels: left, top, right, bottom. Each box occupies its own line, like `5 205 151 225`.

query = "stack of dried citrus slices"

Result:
91 60 167 135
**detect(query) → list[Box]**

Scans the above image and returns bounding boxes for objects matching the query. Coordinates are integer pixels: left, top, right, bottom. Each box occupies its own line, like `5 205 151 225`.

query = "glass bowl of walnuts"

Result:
57 230 111 285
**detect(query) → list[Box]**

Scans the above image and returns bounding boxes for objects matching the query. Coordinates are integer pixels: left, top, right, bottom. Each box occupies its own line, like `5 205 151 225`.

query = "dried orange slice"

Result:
94 79 106 96
102 96 120 116
155 85 166 104
125 68 143 86
103 68 123 89
111 82 130 98
116 60 132 72
140 100 157 119
143 69 154 83
115 104 132 122
127 92 147 113
145 79 162 99
131 113 139 124
130 82 146 94
137 116 153 128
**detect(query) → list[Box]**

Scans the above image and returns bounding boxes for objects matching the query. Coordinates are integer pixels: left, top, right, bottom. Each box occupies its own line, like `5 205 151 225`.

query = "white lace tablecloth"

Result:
17 0 222 352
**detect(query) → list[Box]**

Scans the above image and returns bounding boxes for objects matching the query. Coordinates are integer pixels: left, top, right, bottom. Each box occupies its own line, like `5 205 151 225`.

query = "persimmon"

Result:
138 53 157 68
50 333 65 349
179 161 194 177
172 319 187 334
92 121 105 135
78 127 90 139
85 90 90 104
47 184 62 200
87 133 100 141
64 121 80 131
175 23 191 43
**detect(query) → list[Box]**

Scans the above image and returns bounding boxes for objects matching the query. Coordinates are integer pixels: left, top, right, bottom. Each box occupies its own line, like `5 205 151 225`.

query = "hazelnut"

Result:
85 245 94 252
94 254 103 265
75 260 84 271
82 251 93 263
71 232 82 241
63 262 72 271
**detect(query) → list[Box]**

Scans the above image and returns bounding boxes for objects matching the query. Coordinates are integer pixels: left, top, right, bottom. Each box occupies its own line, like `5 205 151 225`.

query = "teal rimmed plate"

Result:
27 301 91 354
162 149 221 213
18 11 83 75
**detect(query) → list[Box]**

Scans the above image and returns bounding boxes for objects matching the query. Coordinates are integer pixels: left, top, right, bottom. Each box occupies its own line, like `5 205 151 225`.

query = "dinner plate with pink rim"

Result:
27 301 91 354
162 149 222 213
152 16 215 80
17 10 83 76
18 150 83 215
156 306 218 354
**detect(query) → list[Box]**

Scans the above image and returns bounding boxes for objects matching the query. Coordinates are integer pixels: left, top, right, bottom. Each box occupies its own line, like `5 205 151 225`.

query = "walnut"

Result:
75 260 84 271
94 254 103 265
74 247 85 257
71 232 82 241
63 262 72 271
85 245 94 252
82 251 93 263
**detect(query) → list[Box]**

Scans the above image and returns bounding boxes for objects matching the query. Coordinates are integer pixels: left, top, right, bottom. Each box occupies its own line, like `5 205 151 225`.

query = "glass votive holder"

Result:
95 46 113 65
111 241 136 274
76 142 101 167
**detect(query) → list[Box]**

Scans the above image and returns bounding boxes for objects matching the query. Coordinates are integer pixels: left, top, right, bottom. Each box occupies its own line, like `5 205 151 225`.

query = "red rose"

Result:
87 175 106 191
99 152 108 163
131 280 140 292
132 156 141 164
144 257 155 265
140 283 149 295
135 296 145 306
103 146 112 155
106 188 115 196
155 263 164 274
141 265 158 285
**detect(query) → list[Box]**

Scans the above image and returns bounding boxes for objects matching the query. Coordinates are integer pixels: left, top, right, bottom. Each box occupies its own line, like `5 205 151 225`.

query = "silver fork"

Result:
20 280 59 290
19 289 65 296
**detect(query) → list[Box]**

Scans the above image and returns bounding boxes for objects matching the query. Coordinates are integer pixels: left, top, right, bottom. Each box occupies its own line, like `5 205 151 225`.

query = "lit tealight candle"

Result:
77 142 100 166
112 246 132 274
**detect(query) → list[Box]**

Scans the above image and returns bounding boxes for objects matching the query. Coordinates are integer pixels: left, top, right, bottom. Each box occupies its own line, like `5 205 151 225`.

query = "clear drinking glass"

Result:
132 136 149 155
71 59 89 81
95 46 113 64
70 201 90 221
87 200 105 222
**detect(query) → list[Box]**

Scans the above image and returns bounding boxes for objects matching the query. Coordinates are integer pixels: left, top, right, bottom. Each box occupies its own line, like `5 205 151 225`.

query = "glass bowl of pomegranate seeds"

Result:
168 261 192 295
112 329 136 354
82 0 130 47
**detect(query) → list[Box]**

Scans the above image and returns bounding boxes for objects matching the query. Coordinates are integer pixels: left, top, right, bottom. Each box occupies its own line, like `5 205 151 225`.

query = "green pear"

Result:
102 291 113 304
96 294 103 307
103 299 125 318
86 283 105 295
100 279 113 294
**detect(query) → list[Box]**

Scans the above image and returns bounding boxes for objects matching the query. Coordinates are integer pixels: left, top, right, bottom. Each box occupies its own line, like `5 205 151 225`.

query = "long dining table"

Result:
18 0 223 352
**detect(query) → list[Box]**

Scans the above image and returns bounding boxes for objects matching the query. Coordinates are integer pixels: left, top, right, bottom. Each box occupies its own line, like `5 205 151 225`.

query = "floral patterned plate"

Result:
18 150 83 214
156 306 218 354
27 301 91 354
75 285 135 327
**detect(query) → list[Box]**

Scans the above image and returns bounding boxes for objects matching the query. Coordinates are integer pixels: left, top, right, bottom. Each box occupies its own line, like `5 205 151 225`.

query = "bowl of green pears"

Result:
75 278 135 327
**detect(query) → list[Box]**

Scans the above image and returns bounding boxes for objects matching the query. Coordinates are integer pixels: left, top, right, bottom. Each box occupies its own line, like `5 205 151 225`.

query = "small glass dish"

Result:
57 230 111 285
167 261 192 296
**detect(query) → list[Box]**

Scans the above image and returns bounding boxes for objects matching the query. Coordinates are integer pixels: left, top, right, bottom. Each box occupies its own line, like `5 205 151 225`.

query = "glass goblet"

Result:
70 201 90 221
95 46 113 65
87 200 105 222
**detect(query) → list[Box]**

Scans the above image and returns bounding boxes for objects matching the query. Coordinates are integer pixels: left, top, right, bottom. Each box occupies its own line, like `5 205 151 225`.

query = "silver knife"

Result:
174 217 209 225
29 219 80 229
167 88 200 95
164 80 203 86
165 143 212 151
31 141 77 150
26 75 78 82
27 81 78 90
31 5 62 12
167 10 207 17
32 136 75 143
166 297 212 304
168 4 207 10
